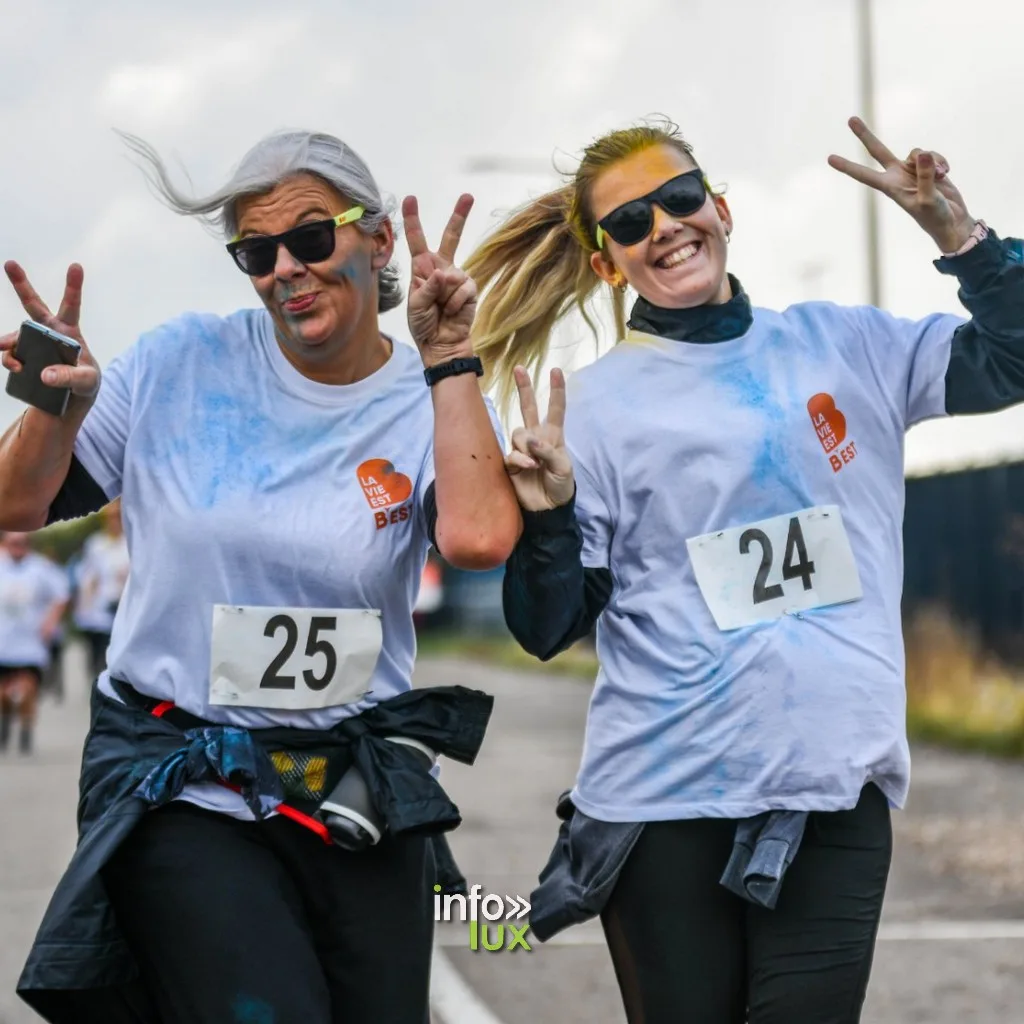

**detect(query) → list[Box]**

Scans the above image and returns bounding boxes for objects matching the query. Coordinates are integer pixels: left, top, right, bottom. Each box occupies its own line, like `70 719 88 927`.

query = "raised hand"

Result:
1 262 100 401
402 194 477 366
505 366 574 512
828 116 976 254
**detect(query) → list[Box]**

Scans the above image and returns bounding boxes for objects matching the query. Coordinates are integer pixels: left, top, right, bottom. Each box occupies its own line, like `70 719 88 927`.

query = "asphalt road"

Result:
431 656 1024 1024
2 646 1023 1023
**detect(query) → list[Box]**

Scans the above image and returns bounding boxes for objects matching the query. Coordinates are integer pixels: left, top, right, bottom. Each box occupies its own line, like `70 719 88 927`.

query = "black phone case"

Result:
5 323 80 417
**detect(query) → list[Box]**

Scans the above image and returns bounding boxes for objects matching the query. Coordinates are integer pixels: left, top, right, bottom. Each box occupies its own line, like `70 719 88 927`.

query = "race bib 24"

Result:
686 505 863 631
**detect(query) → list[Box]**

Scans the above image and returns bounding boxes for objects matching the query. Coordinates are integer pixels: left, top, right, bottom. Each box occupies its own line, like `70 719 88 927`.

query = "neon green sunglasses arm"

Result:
228 206 365 245
334 206 365 229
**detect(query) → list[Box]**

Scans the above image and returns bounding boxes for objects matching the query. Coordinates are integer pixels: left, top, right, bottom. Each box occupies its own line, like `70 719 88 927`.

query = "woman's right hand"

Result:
1 262 100 401
505 366 575 511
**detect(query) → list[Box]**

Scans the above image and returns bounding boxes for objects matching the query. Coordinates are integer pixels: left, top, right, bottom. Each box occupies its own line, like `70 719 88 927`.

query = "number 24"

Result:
739 518 815 605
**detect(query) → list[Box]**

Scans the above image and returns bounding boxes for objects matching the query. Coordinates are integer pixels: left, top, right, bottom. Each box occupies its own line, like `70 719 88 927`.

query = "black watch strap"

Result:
423 356 484 387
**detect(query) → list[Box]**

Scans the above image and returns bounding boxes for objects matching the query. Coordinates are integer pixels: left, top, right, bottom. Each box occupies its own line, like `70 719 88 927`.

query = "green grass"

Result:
904 606 1024 758
906 710 1024 758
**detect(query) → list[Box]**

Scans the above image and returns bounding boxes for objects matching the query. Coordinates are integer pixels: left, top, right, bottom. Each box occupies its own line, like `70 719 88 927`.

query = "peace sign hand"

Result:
403 194 477 367
1 261 100 402
828 117 977 254
505 366 575 512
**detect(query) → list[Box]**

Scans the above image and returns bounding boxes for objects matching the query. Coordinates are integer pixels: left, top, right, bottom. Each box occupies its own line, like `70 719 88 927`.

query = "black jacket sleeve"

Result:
422 481 439 549
45 455 110 525
937 230 1024 414
502 492 612 661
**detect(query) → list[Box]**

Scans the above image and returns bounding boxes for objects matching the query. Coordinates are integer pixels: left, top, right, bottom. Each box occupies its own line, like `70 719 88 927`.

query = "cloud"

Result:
96 17 318 125
2 0 1024 470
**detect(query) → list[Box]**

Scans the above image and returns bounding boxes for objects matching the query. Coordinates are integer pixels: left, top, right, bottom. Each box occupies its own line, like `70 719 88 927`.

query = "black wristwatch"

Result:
423 356 484 387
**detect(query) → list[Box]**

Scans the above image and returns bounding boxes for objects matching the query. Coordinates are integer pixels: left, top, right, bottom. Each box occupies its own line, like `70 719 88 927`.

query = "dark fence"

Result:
904 461 1024 665
425 462 1024 654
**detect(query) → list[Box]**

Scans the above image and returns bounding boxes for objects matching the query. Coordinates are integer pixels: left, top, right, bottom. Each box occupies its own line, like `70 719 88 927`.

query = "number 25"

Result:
739 518 815 605
260 615 338 691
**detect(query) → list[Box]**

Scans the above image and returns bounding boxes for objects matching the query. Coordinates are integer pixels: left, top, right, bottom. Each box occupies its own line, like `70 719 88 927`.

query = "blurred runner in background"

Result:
0 531 70 753
71 499 129 679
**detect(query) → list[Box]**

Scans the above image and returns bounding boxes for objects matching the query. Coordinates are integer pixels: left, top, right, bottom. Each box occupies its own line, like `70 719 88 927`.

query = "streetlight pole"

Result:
857 0 882 309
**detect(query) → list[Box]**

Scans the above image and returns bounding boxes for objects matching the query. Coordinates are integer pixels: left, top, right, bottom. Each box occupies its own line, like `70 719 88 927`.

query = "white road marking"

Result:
430 946 507 1024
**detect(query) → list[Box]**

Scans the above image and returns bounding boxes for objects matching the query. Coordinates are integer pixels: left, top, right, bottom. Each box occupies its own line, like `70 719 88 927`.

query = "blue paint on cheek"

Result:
333 259 360 283
232 993 274 1024
333 249 377 294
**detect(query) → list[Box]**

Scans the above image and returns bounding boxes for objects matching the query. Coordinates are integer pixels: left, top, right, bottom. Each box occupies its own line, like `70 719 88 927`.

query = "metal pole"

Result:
857 0 882 308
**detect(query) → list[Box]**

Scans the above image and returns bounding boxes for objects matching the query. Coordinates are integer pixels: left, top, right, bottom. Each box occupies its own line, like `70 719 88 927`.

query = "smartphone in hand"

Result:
5 320 81 417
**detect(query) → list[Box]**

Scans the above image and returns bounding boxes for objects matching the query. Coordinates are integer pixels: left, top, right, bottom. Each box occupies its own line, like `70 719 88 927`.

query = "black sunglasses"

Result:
225 207 365 276
595 169 710 249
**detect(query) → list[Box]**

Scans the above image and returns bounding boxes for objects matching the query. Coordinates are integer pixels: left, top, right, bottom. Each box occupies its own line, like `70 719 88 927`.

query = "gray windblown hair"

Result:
117 129 403 313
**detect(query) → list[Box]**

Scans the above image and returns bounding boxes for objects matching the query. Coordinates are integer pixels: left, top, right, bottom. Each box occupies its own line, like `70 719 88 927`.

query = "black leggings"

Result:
80 629 111 680
101 801 435 1024
601 784 892 1024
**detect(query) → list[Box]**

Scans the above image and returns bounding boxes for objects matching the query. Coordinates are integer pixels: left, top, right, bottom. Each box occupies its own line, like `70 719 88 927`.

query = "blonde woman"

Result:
465 117 1024 1022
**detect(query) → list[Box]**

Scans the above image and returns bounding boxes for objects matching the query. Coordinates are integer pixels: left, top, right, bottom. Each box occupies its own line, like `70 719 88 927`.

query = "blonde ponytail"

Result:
465 186 623 417
464 119 697 418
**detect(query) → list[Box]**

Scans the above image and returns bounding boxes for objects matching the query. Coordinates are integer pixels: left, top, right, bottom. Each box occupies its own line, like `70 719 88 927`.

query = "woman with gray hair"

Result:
0 129 521 1024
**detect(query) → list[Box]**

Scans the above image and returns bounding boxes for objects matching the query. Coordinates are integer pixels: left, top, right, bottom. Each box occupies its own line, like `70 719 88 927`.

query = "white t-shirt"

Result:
565 301 959 822
72 531 130 634
0 552 70 669
73 308 499 816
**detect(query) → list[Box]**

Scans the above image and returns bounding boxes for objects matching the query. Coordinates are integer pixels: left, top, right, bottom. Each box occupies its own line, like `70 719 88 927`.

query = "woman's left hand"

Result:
403 194 478 366
829 116 977 254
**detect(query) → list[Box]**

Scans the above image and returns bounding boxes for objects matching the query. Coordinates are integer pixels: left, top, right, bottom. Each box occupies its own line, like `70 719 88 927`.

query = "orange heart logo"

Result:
356 459 413 510
806 393 847 453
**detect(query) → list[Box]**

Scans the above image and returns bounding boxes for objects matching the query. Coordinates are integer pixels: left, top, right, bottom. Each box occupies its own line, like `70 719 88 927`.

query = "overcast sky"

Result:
2 0 1023 475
